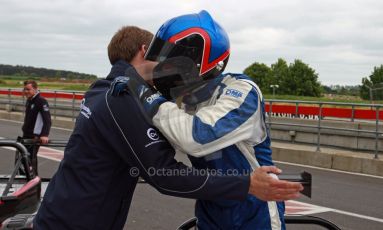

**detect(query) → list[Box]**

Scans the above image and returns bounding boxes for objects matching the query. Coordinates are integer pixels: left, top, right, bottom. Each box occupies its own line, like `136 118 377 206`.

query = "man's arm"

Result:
153 79 265 156
37 97 51 144
105 92 251 200
105 91 302 201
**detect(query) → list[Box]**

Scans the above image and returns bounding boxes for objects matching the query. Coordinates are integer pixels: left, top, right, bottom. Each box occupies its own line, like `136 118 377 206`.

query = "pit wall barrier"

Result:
1 88 382 158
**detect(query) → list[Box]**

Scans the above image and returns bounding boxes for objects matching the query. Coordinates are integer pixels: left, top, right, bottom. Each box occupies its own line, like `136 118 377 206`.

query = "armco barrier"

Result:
0 89 84 100
1 88 382 120
1 88 382 158
266 99 382 158
0 89 84 120
267 99 383 121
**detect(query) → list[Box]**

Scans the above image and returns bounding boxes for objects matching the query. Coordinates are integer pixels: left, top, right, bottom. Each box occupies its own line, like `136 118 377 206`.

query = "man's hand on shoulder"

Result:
109 76 167 119
248 166 303 201
110 76 131 96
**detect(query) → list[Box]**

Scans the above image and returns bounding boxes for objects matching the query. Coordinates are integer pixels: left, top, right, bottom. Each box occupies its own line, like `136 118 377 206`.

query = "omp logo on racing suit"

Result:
145 128 165 147
225 89 243 98
147 128 159 141
145 93 161 104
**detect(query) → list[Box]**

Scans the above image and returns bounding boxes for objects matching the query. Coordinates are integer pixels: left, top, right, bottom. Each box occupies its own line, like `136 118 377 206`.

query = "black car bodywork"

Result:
0 140 41 224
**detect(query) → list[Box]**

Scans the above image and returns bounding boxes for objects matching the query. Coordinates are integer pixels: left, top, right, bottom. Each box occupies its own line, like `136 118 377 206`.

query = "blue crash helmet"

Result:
145 10 230 80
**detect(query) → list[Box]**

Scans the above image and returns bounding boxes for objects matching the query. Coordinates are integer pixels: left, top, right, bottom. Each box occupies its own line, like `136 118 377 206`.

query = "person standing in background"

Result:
21 80 51 175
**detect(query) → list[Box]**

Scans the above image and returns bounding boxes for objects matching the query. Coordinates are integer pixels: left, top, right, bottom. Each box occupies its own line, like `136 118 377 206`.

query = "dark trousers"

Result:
26 143 40 176
16 136 40 176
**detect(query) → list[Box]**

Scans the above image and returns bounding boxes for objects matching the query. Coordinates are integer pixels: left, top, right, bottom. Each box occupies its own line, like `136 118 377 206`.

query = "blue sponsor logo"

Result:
225 89 243 98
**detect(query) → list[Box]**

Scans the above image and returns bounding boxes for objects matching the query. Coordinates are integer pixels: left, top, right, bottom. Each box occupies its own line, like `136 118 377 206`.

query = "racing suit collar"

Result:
106 59 133 80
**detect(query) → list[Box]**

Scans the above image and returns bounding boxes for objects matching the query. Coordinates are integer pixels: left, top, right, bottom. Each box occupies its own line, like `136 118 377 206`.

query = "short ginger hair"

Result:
24 80 38 89
108 26 153 65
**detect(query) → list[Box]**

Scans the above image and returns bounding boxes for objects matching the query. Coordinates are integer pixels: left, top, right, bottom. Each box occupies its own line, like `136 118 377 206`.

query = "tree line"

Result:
243 59 383 100
0 64 97 80
2 61 383 100
244 58 321 97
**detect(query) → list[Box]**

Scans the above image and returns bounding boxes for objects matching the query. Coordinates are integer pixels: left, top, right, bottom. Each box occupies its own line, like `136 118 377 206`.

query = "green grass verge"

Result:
0 77 94 91
1 76 381 104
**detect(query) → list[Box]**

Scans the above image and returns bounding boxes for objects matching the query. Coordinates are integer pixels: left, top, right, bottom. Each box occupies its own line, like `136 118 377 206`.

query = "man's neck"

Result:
28 92 39 100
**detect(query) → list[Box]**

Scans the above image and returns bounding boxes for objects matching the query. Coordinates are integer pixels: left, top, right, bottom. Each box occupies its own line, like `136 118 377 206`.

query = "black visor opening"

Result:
145 35 204 67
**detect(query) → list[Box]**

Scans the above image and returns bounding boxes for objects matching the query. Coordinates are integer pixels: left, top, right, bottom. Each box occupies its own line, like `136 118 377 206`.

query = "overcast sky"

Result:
0 0 382 85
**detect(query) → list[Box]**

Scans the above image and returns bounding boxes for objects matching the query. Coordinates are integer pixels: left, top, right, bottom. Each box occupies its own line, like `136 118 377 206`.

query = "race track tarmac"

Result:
1 119 383 229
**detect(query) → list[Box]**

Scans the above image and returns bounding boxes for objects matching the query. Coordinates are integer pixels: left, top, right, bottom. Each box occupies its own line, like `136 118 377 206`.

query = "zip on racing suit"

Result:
152 73 285 230
33 60 251 230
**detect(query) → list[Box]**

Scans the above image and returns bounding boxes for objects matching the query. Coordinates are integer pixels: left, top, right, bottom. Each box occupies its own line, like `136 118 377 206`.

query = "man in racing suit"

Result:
142 11 286 229
154 73 283 230
33 26 302 230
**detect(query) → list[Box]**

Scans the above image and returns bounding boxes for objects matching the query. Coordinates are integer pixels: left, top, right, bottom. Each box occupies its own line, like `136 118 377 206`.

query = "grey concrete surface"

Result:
269 117 383 152
271 141 383 176
1 118 383 229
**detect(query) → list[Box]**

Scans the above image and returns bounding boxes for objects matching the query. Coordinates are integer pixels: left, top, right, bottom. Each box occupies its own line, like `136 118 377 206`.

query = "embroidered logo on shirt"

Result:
43 104 49 111
146 92 162 104
80 99 92 119
147 128 159 141
225 89 243 98
145 128 165 147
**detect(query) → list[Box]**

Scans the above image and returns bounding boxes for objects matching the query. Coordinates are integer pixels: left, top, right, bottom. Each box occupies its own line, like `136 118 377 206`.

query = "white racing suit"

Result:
153 73 285 230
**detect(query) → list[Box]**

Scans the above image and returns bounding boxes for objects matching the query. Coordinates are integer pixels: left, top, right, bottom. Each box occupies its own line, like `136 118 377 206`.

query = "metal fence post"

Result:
6 88 15 113
375 106 380 159
351 105 355 122
268 101 273 132
316 103 322 152
72 92 75 121
22 91 25 116
295 102 299 118
54 91 57 119
7 88 11 110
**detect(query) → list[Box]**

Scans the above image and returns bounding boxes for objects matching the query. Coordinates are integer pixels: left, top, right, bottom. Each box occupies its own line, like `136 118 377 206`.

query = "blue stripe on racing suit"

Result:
192 87 259 144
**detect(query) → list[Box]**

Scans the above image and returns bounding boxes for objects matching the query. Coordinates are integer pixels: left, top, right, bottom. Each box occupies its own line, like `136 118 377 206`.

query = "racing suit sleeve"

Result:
105 92 250 200
152 79 267 157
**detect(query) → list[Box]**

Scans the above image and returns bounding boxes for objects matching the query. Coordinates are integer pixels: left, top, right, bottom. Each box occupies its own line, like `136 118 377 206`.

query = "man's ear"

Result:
140 45 147 57
130 45 152 69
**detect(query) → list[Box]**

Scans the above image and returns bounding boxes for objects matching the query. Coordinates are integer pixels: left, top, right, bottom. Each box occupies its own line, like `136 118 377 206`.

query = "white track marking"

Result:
0 118 73 132
332 209 383 223
286 200 383 223
275 160 383 179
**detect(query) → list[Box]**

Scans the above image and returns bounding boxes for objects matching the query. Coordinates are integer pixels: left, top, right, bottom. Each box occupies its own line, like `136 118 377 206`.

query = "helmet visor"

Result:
145 37 202 66
152 56 202 100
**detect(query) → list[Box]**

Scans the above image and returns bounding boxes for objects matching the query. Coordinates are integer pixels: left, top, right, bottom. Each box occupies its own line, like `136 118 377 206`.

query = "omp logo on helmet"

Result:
147 128 159 141
225 89 243 98
146 93 161 104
